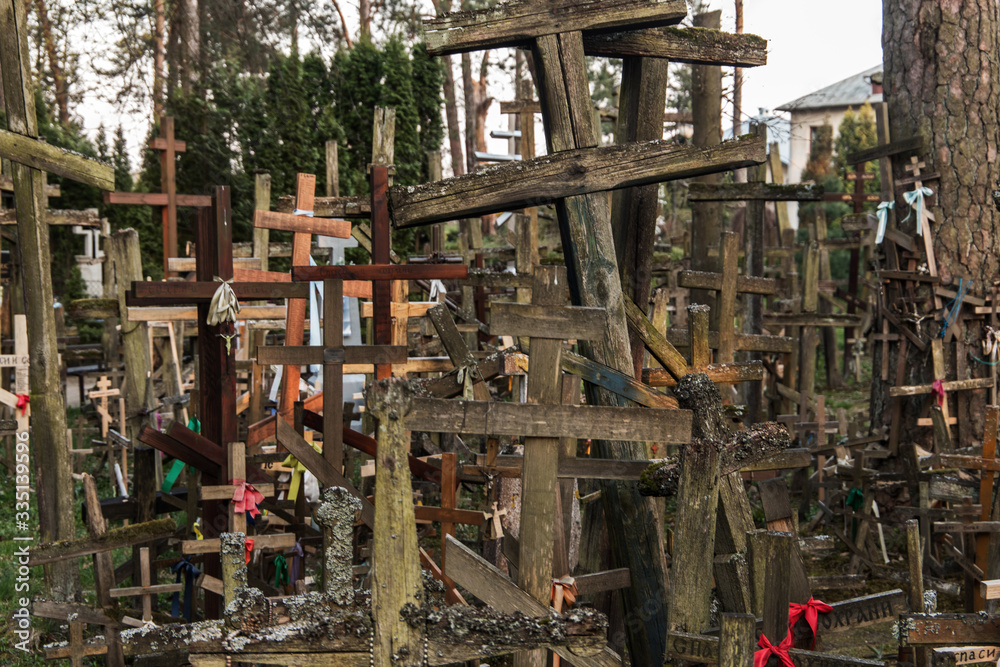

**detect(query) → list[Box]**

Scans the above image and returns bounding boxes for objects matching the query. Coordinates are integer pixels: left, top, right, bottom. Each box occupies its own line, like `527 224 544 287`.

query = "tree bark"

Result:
881 0 1000 442
177 0 200 94
153 0 165 116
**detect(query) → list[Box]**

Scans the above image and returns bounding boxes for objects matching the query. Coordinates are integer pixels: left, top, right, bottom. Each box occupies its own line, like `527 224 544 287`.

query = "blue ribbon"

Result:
875 201 894 244
901 186 934 233
293 209 314 217
171 558 202 621
940 278 971 338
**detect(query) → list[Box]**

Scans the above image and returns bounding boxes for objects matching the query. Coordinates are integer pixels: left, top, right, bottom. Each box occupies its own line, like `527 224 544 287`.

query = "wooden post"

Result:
315 485 361 605
743 120 767 421
976 406 999 611
367 378 424 667
324 278 344 469
907 519 925 612
719 613 756 667
757 530 793 643
159 116 178 276
689 10 723 315
81 474 126 667
326 140 339 197
220 532 247 626
0 0 78 598
253 172 271 272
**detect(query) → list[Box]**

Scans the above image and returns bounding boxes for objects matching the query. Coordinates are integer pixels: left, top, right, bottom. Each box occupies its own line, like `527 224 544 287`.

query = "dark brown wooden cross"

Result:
103 116 213 276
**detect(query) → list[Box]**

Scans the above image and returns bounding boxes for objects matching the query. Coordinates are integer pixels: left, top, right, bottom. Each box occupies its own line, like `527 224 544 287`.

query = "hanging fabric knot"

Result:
755 631 795 667
985 326 999 361
932 379 946 407
273 553 289 588
901 186 934 232
293 208 314 217
188 416 201 433
244 538 255 564
232 479 264 519
550 576 577 612
170 557 202 621
788 597 832 649
281 440 321 502
207 276 241 326
875 201 894 245
15 394 29 416
289 541 304 583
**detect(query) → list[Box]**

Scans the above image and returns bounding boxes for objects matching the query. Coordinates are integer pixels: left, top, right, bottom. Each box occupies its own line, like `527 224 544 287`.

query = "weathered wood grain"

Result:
407 398 691 443
104 192 212 207
425 0 687 55
253 210 351 238
489 302 608 340
642 361 765 387
687 182 823 201
389 135 766 228
0 207 101 226
664 328 794 353
28 518 176 566
582 26 766 66
276 195 371 218
0 127 113 190
678 269 777 295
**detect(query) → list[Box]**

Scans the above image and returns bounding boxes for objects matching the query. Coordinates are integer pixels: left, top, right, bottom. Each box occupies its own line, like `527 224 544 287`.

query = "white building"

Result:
777 65 883 227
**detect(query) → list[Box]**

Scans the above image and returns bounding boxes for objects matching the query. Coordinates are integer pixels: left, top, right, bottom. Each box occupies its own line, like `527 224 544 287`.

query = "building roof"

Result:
776 65 883 112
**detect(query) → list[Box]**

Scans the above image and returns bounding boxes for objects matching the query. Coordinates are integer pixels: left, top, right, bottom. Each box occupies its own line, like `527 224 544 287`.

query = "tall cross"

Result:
103 116 213 277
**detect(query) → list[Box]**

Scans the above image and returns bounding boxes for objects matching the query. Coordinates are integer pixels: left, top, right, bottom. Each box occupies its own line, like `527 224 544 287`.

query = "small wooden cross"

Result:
902 155 940 279
485 501 507 540
88 375 121 437
110 547 183 625
43 621 109 666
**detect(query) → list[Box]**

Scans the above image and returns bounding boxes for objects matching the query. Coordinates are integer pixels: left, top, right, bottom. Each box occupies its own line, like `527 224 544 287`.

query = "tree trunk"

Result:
881 0 1000 443
435 0 465 178
32 0 68 124
177 0 200 95
153 0 165 116
359 0 372 40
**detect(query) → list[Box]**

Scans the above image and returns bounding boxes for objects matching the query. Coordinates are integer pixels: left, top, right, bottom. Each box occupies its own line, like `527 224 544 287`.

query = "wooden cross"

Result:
256 276 407 470
901 155 940 278
677 230 794 365
43 621 109 666
87 375 122 437
103 116 213 276
110 547 183 625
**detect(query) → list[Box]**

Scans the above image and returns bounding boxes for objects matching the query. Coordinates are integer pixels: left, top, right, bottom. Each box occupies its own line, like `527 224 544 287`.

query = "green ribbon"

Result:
273 553 289 588
845 487 865 539
161 417 202 492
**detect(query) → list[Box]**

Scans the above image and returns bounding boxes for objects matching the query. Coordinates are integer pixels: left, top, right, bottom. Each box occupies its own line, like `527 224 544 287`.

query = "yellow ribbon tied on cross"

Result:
281 440 322 502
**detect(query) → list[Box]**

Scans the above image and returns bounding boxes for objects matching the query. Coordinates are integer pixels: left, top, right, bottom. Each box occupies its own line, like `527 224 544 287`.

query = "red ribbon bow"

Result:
15 394 28 416
244 538 254 564
932 379 946 407
788 597 832 649
755 631 795 667
232 479 264 519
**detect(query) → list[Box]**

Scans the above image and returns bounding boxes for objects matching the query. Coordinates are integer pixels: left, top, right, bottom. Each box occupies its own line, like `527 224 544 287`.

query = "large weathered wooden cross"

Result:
416 7 769 657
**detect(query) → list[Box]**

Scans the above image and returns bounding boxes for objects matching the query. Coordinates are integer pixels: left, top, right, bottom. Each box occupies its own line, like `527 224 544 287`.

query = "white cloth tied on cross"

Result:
207 276 241 326
901 186 934 234
875 201 894 245
293 208 314 217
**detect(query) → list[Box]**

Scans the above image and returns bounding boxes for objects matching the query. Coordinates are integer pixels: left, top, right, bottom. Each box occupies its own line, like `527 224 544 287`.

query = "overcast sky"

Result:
72 1 885 169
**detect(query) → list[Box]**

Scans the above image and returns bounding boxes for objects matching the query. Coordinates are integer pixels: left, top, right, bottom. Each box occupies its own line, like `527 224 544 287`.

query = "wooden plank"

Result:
0 208 101 226
252 210 351 238
581 25 767 66
899 614 1000 646
0 173 59 195
687 182 823 201
846 135 924 165
763 313 865 328
293 263 468 282
623 296 688 379
31 600 118 627
256 345 407 367
127 306 286 322
444 535 623 667
28 518 176 566
407 398 692 443
138 427 222 479
104 192 212 207
389 135 766 228
678 270 777 295
169 257 261 272
489 302 607 340
0 126 114 190
664 329 794 353
414 505 486 526
275 417 375 527
180 533 296 555
275 196 371 218
642 361 765 387
666 631 885 667
129 281 309 302
889 378 994 397
425 0 688 55
933 646 1000 667
934 522 1000 534
561 350 679 409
